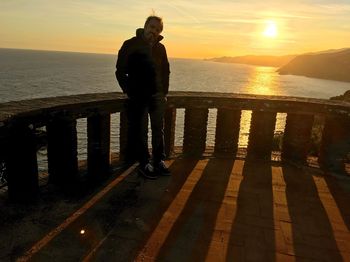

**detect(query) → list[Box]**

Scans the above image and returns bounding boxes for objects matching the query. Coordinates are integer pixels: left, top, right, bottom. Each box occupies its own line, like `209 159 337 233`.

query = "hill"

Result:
205 55 295 67
277 48 350 82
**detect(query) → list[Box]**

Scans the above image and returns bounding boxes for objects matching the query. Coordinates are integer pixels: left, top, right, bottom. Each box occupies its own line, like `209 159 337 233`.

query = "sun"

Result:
263 21 278 38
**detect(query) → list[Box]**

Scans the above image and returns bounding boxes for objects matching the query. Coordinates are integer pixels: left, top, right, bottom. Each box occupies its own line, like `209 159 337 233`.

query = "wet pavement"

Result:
1 157 350 261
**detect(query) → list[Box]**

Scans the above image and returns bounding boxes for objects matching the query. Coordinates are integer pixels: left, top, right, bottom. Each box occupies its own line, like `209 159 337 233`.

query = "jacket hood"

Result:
136 28 164 42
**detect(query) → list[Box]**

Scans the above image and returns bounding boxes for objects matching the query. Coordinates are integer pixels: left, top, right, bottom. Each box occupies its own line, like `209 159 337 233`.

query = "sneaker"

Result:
138 163 158 179
155 161 171 176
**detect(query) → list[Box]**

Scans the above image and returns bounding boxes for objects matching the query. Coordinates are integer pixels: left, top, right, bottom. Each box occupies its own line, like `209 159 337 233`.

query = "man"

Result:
115 15 171 179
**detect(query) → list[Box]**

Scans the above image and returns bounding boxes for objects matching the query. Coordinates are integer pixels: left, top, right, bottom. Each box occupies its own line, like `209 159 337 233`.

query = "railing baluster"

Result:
6 124 38 201
214 108 241 156
164 107 176 158
119 111 128 162
87 113 110 180
247 111 277 159
47 117 78 186
183 108 209 156
282 113 314 163
318 115 350 174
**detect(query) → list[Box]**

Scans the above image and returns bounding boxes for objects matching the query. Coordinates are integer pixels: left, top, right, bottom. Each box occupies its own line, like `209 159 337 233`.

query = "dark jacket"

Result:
115 28 170 98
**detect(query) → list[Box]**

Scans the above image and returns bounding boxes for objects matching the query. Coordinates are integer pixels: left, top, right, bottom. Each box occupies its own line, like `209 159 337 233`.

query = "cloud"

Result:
165 1 201 24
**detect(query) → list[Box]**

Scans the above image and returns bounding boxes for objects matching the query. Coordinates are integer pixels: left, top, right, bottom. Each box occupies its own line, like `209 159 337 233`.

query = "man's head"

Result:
143 16 163 44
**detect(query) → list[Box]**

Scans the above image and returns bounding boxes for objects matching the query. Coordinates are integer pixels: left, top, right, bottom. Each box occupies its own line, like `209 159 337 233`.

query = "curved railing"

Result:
1 91 349 201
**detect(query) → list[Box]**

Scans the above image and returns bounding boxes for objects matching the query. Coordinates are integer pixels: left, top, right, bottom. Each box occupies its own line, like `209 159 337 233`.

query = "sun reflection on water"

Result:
243 66 280 95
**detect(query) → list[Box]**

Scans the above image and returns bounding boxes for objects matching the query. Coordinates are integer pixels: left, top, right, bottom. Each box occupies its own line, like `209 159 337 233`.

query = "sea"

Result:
1 48 350 172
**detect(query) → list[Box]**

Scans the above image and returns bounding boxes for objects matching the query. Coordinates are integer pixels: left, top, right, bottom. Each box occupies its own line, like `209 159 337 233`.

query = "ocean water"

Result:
1 48 350 171
2 48 350 102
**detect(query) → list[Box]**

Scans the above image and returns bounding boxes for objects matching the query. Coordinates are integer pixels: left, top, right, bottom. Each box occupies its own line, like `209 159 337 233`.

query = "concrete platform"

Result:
2 157 350 261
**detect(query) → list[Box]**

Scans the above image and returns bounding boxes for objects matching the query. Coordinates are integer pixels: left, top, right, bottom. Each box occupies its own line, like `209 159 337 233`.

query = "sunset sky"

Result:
1 0 350 58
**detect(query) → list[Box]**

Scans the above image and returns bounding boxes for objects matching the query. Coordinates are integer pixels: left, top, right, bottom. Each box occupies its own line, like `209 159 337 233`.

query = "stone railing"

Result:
1 92 350 201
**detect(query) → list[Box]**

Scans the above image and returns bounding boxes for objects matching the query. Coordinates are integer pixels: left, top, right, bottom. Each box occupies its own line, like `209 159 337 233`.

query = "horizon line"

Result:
0 47 200 60
1 46 349 59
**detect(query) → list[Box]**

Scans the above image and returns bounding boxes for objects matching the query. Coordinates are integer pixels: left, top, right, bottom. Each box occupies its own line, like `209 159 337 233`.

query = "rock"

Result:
330 90 350 102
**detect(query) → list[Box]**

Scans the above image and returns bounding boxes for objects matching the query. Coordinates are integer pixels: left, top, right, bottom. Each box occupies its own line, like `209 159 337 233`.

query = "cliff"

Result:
277 49 350 82
205 55 295 67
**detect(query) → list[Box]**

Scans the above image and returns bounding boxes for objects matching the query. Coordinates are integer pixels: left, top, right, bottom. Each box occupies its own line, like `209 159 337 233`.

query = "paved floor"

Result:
3 157 350 261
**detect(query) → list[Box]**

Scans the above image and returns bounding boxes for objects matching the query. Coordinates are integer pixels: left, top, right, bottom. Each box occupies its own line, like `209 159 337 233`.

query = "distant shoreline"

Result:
206 48 350 83
204 55 295 68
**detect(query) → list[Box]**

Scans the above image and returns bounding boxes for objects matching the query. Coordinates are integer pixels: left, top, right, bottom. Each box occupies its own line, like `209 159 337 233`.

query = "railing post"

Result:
183 108 208 157
119 111 128 162
247 111 277 160
164 107 176 158
87 113 110 180
6 123 39 201
47 116 78 186
214 108 241 157
0 131 7 187
282 113 314 164
318 115 350 174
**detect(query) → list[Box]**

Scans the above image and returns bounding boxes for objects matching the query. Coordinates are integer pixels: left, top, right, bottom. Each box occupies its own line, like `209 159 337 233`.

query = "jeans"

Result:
125 95 166 166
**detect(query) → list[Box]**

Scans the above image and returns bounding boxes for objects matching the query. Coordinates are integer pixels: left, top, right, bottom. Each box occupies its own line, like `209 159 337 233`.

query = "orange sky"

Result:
1 0 350 58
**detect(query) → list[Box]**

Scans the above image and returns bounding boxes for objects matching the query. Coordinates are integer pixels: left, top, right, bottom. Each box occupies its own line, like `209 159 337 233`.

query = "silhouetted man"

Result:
116 15 171 179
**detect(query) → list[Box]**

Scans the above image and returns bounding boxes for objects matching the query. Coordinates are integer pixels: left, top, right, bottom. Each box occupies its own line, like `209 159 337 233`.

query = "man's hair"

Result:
144 15 163 31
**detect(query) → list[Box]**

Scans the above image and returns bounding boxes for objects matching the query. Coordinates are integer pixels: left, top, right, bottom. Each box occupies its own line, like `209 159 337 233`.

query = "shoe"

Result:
155 161 171 176
138 163 158 179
